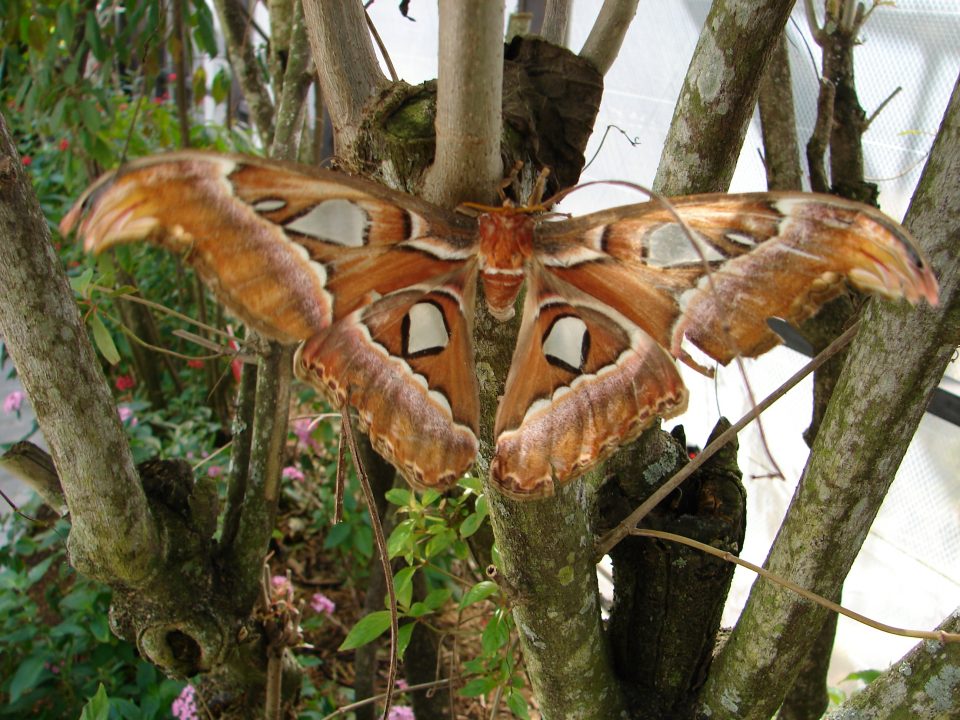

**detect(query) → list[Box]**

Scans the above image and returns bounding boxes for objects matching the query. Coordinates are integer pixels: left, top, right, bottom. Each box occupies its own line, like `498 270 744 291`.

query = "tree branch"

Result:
301 0 387 157
699 70 960 720
271 0 314 160
825 609 960 719
0 119 160 584
0 442 65 512
654 0 796 195
540 0 572 46
757 32 802 191
422 0 505 208
222 343 294 613
579 0 640 75
212 0 276 143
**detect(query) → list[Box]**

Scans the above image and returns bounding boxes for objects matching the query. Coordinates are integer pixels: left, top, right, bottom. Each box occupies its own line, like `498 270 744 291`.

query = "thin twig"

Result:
334 431 346 524
340 401 398 720
91 284 235 341
865 85 902 129
319 679 452 719
595 321 861 559
171 329 258 363
630 528 960 644
363 7 398 82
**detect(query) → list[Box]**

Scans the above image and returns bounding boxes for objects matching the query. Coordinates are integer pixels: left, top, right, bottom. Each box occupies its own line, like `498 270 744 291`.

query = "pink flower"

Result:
282 465 305 482
117 406 138 426
271 574 293 602
58 138 69 151
310 592 336 615
115 374 135 391
396 678 408 691
387 706 414 720
3 390 25 414
168 72 178 82
292 418 320 451
171 684 198 720
207 465 223 478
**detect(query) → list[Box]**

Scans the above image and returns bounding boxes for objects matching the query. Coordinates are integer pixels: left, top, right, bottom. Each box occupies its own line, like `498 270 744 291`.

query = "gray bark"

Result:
422 0 505 208
0 115 160 584
302 0 387 157
580 0 640 75
654 0 796 195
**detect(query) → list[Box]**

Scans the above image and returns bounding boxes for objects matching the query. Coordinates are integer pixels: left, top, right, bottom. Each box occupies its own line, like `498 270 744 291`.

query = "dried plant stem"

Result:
340 403 398 720
319 679 452 719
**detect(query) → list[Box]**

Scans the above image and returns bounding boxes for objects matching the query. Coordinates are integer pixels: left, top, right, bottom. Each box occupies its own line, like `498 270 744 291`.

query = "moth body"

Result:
61 151 939 499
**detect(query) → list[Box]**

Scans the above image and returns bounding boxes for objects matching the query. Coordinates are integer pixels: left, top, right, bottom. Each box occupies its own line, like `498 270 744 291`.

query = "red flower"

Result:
115 374 136 391
186 359 204 369
59 138 69 151
168 72 177 82
21 155 32 166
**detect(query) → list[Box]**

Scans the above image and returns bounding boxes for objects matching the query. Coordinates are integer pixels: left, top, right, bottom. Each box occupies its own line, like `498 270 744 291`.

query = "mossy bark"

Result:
654 0 796 195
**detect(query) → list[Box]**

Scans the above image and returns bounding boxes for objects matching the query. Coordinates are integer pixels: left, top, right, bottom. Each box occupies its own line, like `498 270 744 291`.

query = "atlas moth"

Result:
60 152 939 498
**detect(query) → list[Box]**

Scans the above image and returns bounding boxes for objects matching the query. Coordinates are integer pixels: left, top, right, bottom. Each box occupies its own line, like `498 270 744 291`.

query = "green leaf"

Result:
482 612 509 655
338 610 391 651
69 267 94 295
506 689 530 719
387 518 415 558
459 676 497 698
211 68 231 104
9 655 48 702
84 12 107 62
385 488 411 506
397 621 415 660
420 488 441 506
424 529 454 558
392 566 416 609
89 312 120 365
459 580 499 610
190 1 218 56
324 522 351 549
843 669 881 684
423 587 450 610
78 98 102 134
90 611 111 642
406 601 433 618
192 66 207 105
458 476 483 494
460 511 485 538
79 683 111 720
26 554 55 586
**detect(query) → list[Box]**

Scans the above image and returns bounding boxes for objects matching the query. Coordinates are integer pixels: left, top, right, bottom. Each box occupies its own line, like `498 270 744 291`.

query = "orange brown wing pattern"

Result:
536 192 938 365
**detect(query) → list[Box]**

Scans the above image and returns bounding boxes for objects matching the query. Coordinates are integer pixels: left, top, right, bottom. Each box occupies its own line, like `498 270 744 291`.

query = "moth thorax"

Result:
477 211 535 321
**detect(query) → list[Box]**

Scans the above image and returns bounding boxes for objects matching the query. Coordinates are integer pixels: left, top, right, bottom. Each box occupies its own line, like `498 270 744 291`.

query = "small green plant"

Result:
0 505 186 718
320 477 531 718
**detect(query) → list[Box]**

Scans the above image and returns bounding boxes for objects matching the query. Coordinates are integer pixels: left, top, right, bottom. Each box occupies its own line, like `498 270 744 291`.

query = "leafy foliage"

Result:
0 505 186 718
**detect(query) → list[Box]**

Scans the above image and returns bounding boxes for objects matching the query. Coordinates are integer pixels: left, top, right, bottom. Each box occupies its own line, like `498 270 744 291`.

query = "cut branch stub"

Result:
355 36 603 195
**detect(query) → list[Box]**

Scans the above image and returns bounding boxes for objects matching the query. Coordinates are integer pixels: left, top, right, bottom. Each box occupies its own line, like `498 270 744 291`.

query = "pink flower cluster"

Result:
310 592 336 615
282 465 305 482
387 706 414 720
292 418 321 451
3 390 25 414
171 684 198 720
